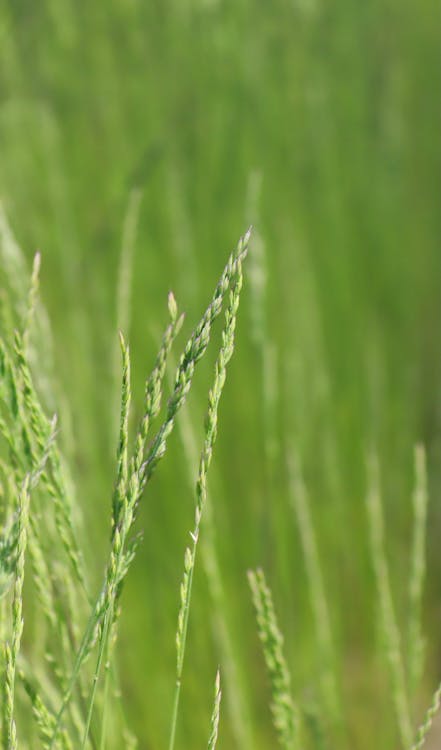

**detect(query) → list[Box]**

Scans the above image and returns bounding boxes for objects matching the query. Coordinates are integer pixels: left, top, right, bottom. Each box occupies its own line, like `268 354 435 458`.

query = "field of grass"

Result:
0 2 441 748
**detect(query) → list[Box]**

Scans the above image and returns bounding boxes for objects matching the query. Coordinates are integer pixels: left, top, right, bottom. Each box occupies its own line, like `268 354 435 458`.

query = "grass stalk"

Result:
168 244 247 750
174 367 253 749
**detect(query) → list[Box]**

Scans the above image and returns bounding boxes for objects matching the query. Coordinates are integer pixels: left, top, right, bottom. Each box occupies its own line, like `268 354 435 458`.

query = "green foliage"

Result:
0 3 440 748
0 230 250 748
0 208 439 750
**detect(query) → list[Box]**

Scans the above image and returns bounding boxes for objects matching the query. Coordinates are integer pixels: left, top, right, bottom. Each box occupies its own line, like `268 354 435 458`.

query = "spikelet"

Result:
248 568 299 750
207 671 222 750
411 682 441 750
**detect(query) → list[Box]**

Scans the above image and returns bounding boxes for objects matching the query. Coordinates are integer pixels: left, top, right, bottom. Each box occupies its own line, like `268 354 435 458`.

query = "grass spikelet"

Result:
110 291 184 593
28 530 58 629
12 332 87 593
207 670 222 750
411 682 441 750
287 451 340 725
112 332 132 529
27 527 70 690
132 290 185 505
2 475 31 750
2 414 57 747
408 444 428 700
247 568 299 750
0 331 81 728
0 511 21 604
168 244 247 750
143 229 250 486
20 672 73 750
365 453 413 749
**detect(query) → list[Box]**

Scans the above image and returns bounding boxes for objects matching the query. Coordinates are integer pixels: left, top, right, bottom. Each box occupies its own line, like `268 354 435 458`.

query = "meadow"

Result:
0 2 441 748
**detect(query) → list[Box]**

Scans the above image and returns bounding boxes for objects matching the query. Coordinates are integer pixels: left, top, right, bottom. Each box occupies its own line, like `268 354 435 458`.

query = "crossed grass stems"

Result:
0 225 440 749
1 231 248 749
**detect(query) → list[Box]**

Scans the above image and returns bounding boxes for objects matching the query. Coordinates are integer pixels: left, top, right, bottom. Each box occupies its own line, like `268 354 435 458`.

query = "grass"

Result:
0 224 440 750
1 229 253 748
0 2 440 748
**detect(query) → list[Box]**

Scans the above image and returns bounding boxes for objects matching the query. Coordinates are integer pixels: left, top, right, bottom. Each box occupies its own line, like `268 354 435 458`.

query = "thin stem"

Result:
168 540 198 750
81 602 114 749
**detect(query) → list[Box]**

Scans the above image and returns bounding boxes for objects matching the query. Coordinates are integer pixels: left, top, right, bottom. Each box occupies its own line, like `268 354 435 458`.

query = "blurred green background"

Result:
1 1 440 748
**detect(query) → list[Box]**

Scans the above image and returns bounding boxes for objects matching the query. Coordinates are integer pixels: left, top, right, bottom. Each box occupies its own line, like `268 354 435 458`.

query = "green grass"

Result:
1 230 251 748
0 2 440 748
0 221 440 750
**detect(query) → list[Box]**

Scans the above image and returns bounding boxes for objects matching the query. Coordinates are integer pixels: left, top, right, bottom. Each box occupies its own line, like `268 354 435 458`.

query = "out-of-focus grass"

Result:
0 2 440 748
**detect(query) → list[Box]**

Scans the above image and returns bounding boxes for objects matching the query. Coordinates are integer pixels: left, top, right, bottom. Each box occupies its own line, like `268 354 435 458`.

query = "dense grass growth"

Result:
0 227 440 750
0 230 250 748
0 2 440 748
